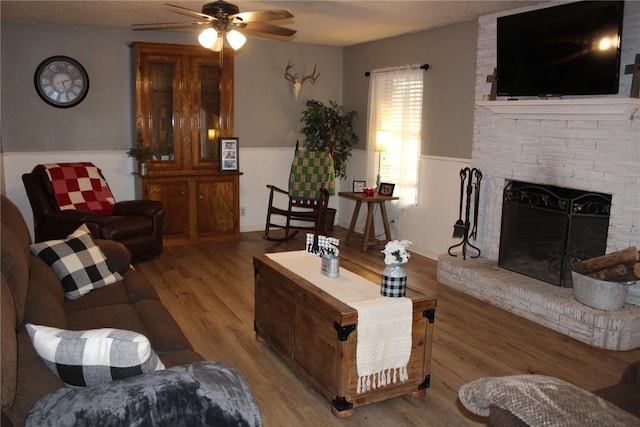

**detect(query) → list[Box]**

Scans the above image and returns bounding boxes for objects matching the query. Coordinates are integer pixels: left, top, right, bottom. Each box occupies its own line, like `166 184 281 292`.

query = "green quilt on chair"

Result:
288 150 335 200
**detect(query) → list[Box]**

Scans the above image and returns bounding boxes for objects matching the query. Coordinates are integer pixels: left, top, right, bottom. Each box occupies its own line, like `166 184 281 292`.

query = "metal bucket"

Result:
571 271 634 311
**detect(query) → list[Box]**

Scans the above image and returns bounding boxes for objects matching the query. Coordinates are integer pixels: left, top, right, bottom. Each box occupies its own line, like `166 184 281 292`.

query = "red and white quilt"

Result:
42 162 115 216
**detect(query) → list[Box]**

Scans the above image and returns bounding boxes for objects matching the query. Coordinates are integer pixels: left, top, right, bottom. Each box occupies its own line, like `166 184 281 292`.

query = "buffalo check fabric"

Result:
30 224 122 300
25 324 165 387
289 150 336 200
42 162 116 216
380 274 408 297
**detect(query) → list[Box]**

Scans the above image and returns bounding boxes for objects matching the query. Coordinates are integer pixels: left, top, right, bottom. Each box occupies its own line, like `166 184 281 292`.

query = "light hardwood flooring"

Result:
134 227 640 426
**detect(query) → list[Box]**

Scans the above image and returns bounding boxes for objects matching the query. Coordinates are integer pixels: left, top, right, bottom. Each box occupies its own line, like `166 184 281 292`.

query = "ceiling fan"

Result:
132 1 296 52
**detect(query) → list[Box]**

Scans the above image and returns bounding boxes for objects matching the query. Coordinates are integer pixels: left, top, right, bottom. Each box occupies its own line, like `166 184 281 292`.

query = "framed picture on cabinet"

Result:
219 137 239 172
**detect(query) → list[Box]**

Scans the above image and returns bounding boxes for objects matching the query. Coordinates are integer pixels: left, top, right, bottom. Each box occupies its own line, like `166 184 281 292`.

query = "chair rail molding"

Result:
477 97 640 121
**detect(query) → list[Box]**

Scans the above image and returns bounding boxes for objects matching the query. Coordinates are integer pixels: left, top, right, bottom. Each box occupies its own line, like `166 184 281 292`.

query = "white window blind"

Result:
366 66 423 206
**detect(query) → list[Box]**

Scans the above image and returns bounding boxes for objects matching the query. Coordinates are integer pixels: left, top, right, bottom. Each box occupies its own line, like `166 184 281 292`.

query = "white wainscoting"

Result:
337 150 471 260
2 149 470 260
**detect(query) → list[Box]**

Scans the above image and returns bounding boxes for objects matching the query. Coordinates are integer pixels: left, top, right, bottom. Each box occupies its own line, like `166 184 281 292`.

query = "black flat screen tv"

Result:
496 1 624 98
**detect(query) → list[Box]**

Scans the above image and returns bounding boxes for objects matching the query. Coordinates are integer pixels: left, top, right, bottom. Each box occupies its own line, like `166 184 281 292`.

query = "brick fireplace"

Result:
437 3 640 350
473 2 640 261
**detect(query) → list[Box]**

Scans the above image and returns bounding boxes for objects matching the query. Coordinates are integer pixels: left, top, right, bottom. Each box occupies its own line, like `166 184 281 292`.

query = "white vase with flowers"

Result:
380 240 411 297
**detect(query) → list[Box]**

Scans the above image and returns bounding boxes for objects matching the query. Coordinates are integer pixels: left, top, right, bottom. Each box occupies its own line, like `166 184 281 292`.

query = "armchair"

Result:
22 162 163 260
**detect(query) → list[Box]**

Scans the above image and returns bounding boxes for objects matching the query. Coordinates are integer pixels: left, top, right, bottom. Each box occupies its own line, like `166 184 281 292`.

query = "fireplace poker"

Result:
470 169 482 240
448 167 482 260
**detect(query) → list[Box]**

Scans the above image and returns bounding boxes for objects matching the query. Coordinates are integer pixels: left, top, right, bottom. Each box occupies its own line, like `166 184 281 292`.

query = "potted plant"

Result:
300 100 358 179
127 132 152 175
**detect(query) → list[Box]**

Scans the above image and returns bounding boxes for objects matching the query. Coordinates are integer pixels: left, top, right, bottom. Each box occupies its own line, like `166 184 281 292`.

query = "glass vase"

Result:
380 263 407 297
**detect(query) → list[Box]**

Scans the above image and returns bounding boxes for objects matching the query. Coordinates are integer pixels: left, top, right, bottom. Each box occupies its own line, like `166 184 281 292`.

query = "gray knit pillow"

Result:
25 324 164 387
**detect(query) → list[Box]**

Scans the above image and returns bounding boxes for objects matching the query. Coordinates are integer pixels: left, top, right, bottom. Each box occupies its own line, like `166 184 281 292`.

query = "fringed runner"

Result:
350 297 412 394
265 251 413 395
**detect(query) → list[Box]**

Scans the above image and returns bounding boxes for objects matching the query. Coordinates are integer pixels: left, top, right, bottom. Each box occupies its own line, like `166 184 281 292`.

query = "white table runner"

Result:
266 251 412 394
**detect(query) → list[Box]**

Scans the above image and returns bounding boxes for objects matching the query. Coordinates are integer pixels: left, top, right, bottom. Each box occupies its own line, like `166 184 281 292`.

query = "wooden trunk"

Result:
253 254 437 417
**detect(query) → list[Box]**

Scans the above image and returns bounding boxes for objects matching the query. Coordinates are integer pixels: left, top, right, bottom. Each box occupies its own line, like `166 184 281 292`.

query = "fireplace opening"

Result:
498 180 612 287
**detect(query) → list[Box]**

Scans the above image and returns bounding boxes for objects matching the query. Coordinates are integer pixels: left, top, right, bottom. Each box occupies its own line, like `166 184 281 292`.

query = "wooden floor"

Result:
134 227 640 426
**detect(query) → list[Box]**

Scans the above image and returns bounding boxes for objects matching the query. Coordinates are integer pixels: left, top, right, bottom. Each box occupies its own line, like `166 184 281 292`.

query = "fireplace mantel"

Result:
477 97 640 121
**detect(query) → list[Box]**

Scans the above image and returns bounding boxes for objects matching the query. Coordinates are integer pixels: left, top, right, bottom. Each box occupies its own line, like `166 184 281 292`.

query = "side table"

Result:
338 191 399 252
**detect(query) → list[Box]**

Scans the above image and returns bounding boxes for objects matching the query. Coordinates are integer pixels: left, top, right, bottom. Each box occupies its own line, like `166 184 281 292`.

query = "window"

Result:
367 66 423 206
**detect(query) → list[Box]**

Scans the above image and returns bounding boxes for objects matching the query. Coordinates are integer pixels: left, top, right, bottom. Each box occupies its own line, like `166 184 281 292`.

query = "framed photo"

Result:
352 180 366 193
378 182 395 197
219 137 239 172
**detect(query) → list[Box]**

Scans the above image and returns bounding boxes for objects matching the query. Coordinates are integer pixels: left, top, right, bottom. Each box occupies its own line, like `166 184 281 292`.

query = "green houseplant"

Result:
127 132 153 175
300 100 358 179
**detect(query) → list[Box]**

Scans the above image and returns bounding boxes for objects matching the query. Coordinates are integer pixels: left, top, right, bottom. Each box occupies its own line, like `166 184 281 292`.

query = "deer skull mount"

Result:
284 60 320 99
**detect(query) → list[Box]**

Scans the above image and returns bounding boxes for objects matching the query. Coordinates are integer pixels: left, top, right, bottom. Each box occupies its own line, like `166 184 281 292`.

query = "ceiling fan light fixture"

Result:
226 29 246 50
198 27 219 49
212 32 224 52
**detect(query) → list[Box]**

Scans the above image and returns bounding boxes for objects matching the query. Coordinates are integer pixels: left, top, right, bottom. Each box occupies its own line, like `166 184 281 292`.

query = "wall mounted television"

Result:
496 1 624 98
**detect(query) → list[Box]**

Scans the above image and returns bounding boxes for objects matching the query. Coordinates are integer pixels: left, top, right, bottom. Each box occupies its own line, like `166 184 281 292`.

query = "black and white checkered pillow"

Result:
30 224 122 300
25 324 165 387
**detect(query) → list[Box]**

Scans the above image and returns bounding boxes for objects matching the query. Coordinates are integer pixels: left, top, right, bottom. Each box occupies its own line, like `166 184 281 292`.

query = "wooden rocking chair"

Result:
264 143 335 241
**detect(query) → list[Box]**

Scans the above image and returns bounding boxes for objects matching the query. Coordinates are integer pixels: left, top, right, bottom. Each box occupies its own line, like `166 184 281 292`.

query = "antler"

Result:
284 60 320 99
284 59 297 83
301 65 320 84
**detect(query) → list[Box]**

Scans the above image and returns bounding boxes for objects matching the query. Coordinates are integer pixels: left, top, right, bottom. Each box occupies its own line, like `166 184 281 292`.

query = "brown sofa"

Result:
459 363 640 426
1 195 260 426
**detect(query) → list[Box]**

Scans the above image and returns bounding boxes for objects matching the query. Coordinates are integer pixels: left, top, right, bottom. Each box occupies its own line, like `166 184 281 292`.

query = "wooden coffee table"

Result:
253 252 437 417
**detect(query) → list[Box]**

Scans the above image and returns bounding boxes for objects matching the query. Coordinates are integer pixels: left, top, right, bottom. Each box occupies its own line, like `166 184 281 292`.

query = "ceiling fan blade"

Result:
240 22 296 37
232 10 293 23
132 21 210 31
166 3 214 21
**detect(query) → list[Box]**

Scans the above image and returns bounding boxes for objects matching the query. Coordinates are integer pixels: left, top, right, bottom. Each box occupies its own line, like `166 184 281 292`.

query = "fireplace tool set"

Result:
448 167 482 260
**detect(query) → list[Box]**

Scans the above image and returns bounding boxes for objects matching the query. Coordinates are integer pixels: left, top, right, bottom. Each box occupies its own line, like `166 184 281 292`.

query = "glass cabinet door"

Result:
195 61 221 165
191 51 234 169
138 53 184 171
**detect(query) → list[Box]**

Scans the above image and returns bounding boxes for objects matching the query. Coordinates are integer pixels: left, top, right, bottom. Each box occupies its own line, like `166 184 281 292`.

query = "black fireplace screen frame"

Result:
498 180 612 287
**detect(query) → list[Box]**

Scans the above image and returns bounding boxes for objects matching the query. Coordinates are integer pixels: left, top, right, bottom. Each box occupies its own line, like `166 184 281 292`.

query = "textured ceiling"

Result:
0 0 546 46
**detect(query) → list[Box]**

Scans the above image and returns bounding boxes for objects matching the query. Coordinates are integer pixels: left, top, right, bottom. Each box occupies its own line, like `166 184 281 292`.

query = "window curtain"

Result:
366 66 423 207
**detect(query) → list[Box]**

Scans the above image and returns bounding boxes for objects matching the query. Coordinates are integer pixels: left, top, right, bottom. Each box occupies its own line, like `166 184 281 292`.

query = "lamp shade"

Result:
198 28 218 49
226 29 246 50
375 131 391 152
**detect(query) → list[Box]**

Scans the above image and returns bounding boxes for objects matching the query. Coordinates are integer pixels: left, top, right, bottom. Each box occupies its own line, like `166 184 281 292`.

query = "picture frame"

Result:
219 137 239 172
352 180 366 193
378 182 395 197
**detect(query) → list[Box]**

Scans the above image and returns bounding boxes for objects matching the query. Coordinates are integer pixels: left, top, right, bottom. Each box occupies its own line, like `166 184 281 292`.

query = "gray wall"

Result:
0 22 342 152
235 39 343 147
343 20 478 158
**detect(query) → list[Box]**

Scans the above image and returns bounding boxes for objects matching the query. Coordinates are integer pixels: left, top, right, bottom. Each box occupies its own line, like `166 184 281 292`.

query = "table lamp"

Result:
375 133 389 192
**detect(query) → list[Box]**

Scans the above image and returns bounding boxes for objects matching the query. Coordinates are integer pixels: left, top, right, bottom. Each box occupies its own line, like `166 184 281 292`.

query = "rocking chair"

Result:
264 143 335 241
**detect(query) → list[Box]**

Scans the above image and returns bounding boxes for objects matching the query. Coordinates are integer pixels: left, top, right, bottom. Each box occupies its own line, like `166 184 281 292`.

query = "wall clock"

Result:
34 56 89 108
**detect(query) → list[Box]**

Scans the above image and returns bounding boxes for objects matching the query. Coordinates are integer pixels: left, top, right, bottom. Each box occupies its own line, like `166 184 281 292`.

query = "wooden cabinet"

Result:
143 178 190 239
132 42 240 244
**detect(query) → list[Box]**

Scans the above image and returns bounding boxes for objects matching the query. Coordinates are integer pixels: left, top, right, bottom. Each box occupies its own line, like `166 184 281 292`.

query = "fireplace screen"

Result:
498 181 611 287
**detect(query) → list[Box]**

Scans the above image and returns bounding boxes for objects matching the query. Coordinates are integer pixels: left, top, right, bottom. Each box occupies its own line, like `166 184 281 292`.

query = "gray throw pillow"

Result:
25 324 164 387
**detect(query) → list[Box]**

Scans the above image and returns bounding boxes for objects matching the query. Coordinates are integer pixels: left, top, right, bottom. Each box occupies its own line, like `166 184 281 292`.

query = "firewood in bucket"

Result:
573 246 640 283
